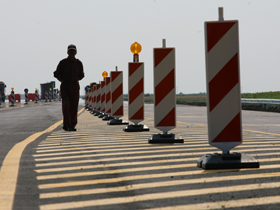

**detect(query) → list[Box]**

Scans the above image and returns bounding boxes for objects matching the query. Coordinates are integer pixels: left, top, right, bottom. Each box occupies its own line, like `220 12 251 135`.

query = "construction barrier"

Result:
98 81 106 118
45 90 48 102
103 76 114 121
108 68 128 125
149 39 183 143
49 89 52 102
9 93 20 103
124 61 149 132
197 7 259 169
53 89 57 101
91 84 97 114
24 88 28 105
28 93 35 101
35 90 39 103
94 83 101 116
88 87 92 110
85 86 89 108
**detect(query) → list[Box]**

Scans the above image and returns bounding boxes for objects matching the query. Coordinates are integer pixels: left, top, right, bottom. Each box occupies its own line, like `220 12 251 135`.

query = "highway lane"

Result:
142 104 280 135
1 102 279 168
0 101 84 168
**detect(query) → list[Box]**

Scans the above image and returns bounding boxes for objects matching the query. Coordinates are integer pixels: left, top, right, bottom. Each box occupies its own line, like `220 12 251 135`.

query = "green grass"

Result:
241 91 280 99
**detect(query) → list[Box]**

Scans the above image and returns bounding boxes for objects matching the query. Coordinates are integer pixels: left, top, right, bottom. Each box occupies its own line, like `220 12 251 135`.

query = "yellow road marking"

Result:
0 108 84 210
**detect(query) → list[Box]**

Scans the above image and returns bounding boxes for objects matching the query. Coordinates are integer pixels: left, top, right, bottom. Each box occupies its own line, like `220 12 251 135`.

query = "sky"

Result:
1 0 280 96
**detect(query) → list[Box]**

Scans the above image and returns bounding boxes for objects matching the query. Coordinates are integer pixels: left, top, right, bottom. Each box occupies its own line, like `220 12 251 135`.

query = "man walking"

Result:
54 44 85 131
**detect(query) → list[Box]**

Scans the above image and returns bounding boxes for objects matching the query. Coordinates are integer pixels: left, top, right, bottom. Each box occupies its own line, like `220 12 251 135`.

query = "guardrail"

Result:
241 98 280 110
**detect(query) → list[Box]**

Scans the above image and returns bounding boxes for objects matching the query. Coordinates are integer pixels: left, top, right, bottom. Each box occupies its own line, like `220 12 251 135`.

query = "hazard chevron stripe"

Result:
209 53 239 112
156 107 175 127
112 84 122 104
155 69 174 106
129 78 143 105
207 22 236 52
131 106 143 120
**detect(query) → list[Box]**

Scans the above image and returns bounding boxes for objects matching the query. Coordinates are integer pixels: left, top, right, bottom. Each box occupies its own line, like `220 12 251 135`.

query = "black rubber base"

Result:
102 116 114 121
148 133 184 144
123 124 150 132
98 113 105 118
197 153 260 170
93 112 100 116
107 119 129 125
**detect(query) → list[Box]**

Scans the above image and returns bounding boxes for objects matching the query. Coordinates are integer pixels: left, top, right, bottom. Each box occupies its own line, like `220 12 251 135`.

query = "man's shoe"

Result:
68 127 76 131
63 125 69 131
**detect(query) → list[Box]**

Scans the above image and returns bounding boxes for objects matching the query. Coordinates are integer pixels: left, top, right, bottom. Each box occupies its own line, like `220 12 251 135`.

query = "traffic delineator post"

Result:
124 42 149 132
35 88 39 103
90 83 97 114
49 88 52 102
88 86 93 110
10 88 15 107
45 90 48 102
94 83 101 116
53 89 57 101
85 85 89 108
197 7 259 169
103 76 114 121
108 66 128 125
98 80 106 118
24 88 29 105
149 39 183 143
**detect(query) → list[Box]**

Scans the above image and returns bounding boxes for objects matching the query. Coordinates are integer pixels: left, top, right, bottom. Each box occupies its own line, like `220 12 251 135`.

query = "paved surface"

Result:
1 102 280 209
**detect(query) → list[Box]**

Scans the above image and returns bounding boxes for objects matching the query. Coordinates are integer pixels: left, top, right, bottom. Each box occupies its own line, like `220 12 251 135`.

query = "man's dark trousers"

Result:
61 82 80 128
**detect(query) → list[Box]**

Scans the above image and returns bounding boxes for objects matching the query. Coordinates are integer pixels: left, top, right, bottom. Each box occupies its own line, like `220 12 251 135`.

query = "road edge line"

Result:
0 108 84 210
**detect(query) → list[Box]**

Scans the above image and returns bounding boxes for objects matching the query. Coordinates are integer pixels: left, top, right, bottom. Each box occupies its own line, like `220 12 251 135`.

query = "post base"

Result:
90 110 96 114
93 112 100 116
123 124 150 132
98 113 105 118
107 119 129 125
197 153 259 170
149 133 184 144
102 115 114 121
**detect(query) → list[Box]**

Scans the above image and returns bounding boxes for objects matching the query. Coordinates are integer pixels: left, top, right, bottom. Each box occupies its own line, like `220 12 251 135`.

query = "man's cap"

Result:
68 44 77 52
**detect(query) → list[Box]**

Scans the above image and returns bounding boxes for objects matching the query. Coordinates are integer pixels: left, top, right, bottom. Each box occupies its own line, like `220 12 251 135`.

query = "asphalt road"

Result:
1 101 280 169
0 101 83 168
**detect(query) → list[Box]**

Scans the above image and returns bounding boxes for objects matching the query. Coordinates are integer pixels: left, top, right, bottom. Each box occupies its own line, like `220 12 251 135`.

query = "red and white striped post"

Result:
10 88 15 107
124 42 149 132
98 80 106 118
35 88 39 103
49 88 52 102
197 7 259 169
53 89 57 101
88 87 92 110
108 66 128 125
85 87 89 108
94 83 101 116
45 90 48 102
91 84 97 114
103 75 114 121
149 39 183 143
24 88 28 105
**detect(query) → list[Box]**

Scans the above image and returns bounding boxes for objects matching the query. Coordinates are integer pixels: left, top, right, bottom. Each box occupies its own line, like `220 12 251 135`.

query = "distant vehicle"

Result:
0 81 6 102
